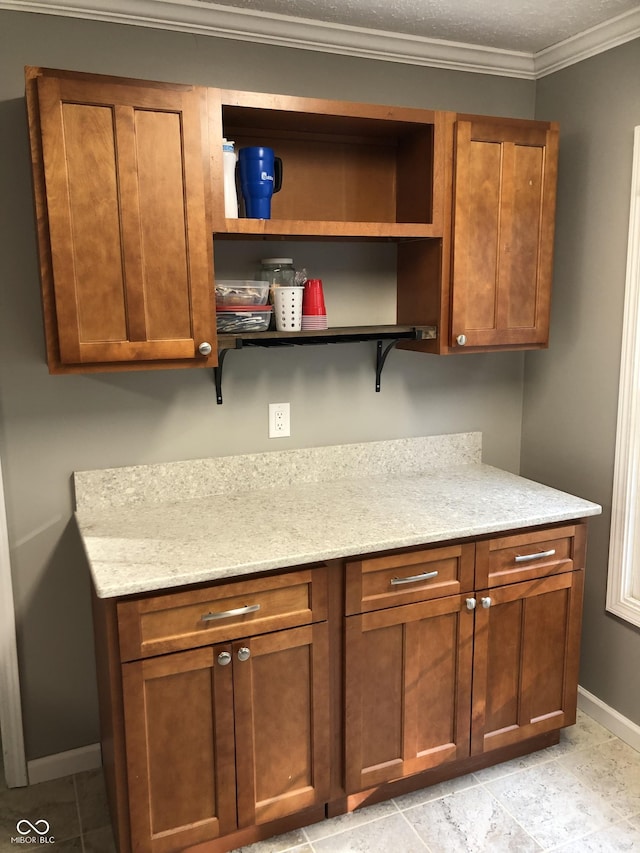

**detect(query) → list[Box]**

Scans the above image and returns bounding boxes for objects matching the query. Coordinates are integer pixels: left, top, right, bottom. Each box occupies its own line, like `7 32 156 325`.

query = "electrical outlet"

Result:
268 402 291 438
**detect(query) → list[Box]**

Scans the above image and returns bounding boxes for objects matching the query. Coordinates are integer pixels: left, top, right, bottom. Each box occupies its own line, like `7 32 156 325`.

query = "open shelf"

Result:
216 325 435 349
214 219 442 239
214 325 437 403
213 91 446 235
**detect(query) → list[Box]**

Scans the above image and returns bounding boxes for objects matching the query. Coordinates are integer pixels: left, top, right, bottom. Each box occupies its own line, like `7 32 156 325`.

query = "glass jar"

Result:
258 258 295 302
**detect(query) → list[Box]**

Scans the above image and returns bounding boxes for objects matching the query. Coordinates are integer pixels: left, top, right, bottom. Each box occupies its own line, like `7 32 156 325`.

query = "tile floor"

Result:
1 710 639 852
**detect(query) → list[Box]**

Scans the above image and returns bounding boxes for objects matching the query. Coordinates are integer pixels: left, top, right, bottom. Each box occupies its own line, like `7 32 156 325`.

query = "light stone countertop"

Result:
75 456 602 599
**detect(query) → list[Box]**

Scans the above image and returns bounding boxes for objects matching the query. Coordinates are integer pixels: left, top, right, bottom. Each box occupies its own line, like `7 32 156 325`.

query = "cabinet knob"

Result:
481 596 492 609
466 597 477 610
237 646 251 662
456 334 467 346
198 341 212 356
217 651 232 666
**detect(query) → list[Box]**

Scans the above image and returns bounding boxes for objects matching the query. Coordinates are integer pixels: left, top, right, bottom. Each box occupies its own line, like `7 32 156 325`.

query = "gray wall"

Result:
0 11 535 760
523 39 640 725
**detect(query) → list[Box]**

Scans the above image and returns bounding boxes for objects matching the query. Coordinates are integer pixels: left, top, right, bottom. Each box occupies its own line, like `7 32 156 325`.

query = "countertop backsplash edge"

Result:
73 431 482 511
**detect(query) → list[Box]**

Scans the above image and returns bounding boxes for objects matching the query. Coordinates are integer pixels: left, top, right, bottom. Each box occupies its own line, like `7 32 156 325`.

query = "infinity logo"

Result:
16 820 50 836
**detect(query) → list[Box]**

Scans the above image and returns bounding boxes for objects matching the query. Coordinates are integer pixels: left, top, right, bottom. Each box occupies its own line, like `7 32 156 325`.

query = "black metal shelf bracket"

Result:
376 339 401 393
213 346 233 405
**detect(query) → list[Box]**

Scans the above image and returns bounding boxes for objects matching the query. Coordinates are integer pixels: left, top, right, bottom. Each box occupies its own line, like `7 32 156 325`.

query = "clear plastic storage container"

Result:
216 305 272 333
215 280 269 306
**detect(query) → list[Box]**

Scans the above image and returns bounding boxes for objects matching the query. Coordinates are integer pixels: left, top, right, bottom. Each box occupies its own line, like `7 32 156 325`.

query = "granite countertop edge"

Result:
75 462 603 600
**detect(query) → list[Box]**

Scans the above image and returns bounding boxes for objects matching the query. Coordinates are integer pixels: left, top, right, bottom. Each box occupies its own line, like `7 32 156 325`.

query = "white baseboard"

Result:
27 742 102 785
578 685 640 752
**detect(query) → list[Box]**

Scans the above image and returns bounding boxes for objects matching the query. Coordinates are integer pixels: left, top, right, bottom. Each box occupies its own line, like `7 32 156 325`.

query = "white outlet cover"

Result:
268 402 290 438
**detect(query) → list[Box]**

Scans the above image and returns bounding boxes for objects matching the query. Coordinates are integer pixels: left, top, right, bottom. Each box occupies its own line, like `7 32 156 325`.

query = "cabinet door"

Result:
232 624 331 827
345 595 474 793
450 117 558 349
35 73 215 367
122 646 237 853
471 570 584 755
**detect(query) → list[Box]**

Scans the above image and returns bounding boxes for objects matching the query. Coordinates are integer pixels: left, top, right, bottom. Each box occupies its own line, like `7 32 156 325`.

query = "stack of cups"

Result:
302 279 328 330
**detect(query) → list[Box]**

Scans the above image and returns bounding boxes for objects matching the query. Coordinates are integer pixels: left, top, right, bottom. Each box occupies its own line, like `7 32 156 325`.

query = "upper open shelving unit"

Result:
209 89 450 240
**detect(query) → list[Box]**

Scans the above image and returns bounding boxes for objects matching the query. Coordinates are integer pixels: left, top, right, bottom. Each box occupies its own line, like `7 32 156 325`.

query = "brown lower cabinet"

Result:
121 626 330 853
92 523 587 853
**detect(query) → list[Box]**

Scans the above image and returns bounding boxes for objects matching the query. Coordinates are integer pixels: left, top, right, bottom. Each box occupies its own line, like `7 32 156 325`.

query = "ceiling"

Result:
196 0 639 53
3 0 640 78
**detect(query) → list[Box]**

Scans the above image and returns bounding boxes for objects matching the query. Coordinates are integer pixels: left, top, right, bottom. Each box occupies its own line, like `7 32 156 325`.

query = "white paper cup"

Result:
273 286 303 332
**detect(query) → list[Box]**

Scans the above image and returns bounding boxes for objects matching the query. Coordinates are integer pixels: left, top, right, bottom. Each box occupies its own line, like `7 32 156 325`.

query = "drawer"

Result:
117 565 328 662
345 544 475 615
475 524 586 589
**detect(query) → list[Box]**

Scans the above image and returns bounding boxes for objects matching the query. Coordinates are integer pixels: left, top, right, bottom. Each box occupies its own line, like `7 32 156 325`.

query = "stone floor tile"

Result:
83 825 118 853
311 812 427 852
549 819 640 851
231 827 310 852
74 769 111 834
558 737 640 819
0 775 80 844
47 837 83 852
393 773 479 810
403 785 541 852
303 800 397 842
486 760 622 849
471 744 559 784
556 709 617 753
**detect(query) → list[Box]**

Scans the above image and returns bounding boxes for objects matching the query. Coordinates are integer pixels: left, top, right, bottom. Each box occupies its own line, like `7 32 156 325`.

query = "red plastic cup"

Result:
303 279 326 315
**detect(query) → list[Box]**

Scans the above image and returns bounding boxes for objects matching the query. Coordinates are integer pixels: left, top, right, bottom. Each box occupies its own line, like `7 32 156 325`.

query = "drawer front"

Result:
117 565 328 662
345 544 475 615
475 524 586 588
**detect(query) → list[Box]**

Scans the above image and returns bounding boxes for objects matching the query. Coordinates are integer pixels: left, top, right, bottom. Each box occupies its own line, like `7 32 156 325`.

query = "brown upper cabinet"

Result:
26 67 217 372
25 68 559 374
398 114 559 353
450 116 559 350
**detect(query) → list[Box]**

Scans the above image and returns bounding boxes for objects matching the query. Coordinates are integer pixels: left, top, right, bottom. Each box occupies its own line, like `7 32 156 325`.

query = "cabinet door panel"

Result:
233 624 330 827
471 570 584 755
506 143 545 329
36 74 214 366
451 117 558 349
345 596 473 793
122 647 236 853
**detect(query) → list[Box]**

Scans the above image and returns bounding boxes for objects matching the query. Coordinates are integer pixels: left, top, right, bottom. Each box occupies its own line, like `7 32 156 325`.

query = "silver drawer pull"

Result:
201 604 261 622
390 570 439 586
514 549 556 563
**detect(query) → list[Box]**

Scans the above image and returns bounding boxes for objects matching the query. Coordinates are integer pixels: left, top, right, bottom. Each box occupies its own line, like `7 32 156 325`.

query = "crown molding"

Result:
0 0 535 78
534 6 640 77
1 0 638 80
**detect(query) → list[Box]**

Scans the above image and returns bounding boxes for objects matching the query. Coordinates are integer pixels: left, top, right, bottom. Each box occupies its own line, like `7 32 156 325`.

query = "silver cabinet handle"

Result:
201 604 261 622
217 651 232 666
198 342 212 356
456 334 467 346
514 549 556 563
481 596 492 609
466 597 477 610
237 647 251 662
390 570 439 586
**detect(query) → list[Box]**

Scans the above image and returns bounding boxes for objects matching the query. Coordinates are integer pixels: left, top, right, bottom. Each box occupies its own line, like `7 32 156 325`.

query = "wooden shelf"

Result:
214 219 442 240
217 324 436 350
